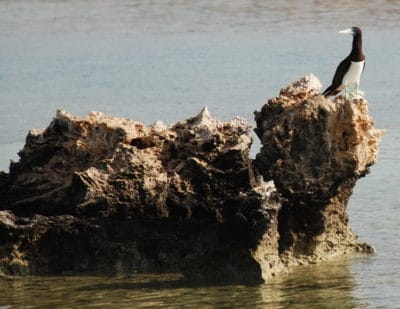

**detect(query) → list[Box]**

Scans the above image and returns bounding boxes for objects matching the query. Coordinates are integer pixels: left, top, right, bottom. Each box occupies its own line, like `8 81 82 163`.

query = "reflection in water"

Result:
262 259 365 309
0 258 364 308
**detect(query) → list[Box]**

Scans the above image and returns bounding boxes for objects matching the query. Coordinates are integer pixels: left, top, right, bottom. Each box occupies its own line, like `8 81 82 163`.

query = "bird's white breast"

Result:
342 61 364 87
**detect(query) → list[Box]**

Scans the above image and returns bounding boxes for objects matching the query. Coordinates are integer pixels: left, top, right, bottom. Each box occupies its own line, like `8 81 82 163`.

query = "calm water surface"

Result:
1 1 400 308
0 259 369 308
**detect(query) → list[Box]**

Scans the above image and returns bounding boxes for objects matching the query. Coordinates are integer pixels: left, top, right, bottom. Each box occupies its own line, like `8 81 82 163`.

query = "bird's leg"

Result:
347 85 359 98
344 87 350 99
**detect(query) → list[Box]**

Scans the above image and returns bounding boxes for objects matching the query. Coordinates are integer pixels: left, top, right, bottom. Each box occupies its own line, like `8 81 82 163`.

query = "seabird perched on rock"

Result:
322 26 365 97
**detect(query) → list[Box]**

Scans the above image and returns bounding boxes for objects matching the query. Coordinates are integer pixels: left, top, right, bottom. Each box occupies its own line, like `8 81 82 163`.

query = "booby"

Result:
322 26 365 97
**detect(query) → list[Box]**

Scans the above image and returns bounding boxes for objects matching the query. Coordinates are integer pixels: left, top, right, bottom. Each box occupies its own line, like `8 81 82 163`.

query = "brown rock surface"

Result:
0 75 382 281
0 107 281 282
254 74 382 264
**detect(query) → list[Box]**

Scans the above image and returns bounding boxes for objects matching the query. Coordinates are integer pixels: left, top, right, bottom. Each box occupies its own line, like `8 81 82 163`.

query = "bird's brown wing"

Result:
330 56 351 89
322 57 352 96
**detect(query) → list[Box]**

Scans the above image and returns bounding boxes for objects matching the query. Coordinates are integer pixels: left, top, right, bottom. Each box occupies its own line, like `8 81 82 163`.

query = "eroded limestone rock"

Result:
254 74 383 264
0 75 382 281
0 107 281 282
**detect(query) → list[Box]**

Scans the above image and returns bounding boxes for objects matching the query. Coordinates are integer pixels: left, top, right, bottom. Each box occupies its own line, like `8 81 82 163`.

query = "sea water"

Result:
1 1 399 307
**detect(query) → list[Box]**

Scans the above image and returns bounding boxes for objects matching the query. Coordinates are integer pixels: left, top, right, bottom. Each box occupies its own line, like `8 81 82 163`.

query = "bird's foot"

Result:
344 92 351 100
355 89 365 97
346 89 365 99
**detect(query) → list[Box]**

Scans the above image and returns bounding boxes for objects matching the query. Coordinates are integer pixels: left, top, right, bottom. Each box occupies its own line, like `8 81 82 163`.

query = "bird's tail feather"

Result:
322 85 333 96
322 85 341 97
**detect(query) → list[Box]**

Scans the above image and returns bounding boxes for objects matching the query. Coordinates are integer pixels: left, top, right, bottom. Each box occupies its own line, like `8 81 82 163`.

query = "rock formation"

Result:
0 75 382 282
254 75 382 265
0 107 282 282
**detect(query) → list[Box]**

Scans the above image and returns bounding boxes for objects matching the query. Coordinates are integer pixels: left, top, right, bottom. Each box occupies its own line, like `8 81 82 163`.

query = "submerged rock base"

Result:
0 75 382 282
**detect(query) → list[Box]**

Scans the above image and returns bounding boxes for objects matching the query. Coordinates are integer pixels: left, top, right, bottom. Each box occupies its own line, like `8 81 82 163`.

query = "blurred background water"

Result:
1 1 399 307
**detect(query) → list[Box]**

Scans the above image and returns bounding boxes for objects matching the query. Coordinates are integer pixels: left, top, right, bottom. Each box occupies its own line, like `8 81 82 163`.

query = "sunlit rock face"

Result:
0 75 382 282
254 74 382 264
